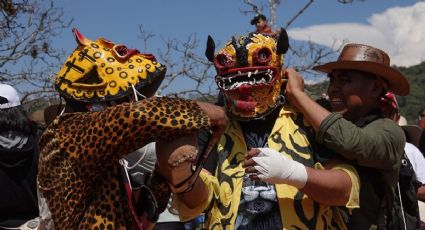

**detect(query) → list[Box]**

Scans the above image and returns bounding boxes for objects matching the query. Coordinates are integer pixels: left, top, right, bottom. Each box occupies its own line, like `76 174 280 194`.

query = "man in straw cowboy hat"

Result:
245 43 409 229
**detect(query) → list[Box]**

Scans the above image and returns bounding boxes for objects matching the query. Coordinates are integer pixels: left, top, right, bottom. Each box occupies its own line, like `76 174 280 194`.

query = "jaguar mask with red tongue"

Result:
206 29 289 120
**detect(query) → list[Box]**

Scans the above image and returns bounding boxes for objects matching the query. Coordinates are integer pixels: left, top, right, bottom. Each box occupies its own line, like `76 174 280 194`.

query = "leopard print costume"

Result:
37 29 212 229
38 98 211 229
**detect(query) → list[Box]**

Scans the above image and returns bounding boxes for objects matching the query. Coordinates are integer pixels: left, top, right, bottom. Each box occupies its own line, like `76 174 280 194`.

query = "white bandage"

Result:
252 148 308 188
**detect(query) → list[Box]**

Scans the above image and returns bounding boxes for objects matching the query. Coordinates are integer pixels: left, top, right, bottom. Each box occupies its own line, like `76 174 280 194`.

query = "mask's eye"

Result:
214 53 234 69
254 48 272 65
112 44 140 62
114 45 128 57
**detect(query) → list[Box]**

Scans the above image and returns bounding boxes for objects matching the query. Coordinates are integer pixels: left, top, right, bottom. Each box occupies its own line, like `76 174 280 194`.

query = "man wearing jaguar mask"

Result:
37 29 226 230
156 29 361 229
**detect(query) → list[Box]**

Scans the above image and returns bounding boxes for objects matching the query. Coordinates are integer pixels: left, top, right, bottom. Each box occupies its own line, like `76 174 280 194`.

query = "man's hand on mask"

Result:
284 68 306 107
243 148 308 189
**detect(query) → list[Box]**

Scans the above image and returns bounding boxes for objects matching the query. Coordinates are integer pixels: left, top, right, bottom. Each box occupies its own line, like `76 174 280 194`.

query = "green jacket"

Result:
317 112 406 229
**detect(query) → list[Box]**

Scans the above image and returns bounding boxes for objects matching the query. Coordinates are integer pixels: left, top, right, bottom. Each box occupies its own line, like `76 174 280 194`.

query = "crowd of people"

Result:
1 14 425 230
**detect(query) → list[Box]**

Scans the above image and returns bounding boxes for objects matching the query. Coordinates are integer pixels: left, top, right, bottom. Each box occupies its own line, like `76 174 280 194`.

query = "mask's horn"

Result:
276 28 289 55
72 28 90 46
231 36 238 48
205 35 215 62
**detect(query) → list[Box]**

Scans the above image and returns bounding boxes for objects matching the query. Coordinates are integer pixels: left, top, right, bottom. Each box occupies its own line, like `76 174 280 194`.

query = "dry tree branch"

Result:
0 0 72 104
239 0 313 29
284 0 314 29
268 0 280 28
137 26 217 99
139 0 357 99
240 0 263 15
284 39 344 80
338 0 353 3
137 24 155 53
20 87 56 104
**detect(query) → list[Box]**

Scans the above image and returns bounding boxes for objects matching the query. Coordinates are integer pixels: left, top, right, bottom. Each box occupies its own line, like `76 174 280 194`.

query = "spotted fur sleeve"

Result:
54 97 211 170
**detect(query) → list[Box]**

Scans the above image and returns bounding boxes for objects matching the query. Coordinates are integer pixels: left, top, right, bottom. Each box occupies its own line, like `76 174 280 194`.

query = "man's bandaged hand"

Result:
244 148 308 188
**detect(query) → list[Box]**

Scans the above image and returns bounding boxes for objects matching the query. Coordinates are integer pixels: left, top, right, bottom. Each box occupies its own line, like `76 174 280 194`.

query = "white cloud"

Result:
288 2 425 67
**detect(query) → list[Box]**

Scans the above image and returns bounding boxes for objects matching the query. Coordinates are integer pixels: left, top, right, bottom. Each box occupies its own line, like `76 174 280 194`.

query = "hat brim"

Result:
313 61 409 96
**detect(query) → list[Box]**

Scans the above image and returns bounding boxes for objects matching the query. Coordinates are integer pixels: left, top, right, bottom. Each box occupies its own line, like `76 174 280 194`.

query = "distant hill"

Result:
305 61 425 124
397 61 425 123
305 79 329 100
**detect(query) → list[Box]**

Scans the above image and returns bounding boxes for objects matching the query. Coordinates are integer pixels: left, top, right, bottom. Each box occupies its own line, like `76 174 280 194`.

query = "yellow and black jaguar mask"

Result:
206 29 289 120
55 28 166 103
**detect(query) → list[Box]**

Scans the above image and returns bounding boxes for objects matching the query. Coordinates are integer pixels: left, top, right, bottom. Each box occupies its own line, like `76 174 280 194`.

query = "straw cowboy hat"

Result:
313 43 409 96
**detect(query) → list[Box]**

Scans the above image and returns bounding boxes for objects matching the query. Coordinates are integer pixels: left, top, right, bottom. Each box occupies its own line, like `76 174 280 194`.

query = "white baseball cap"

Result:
0 84 21 109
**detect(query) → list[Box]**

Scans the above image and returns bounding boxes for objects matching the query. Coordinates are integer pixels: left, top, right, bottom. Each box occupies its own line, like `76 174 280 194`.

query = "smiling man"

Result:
262 43 408 229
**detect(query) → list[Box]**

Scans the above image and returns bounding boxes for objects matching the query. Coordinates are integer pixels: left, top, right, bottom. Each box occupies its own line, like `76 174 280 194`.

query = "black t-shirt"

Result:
0 131 40 227
200 108 283 229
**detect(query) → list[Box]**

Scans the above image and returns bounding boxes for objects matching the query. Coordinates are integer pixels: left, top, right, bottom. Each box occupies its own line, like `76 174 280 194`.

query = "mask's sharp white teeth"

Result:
254 70 258 75
248 72 252 78
238 71 242 75
270 70 273 75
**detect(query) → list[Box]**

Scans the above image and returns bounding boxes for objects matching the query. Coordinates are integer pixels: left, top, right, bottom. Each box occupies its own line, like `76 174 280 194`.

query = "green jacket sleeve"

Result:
316 113 405 170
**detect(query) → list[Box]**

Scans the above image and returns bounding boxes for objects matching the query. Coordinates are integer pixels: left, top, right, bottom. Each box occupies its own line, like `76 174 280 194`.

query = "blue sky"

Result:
290 1 425 66
55 0 420 57
48 0 423 93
